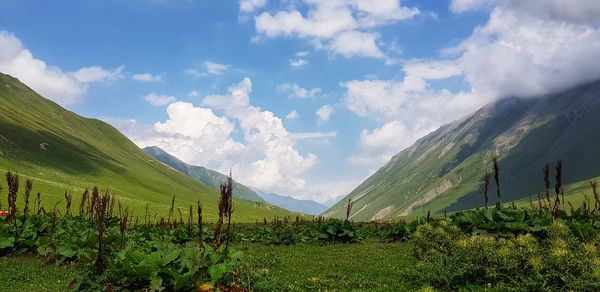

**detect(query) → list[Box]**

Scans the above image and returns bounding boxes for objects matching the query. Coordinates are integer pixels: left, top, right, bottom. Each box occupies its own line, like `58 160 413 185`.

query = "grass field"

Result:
239 241 418 291
0 256 80 292
0 242 419 292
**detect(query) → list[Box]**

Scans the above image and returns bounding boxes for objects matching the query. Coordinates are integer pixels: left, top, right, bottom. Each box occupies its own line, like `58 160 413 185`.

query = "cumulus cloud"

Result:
316 104 334 124
132 73 163 82
239 0 266 12
112 78 327 196
188 90 199 97
286 110 299 120
345 0 600 167
144 92 177 106
454 1 600 98
277 83 322 98
0 31 123 105
252 0 419 58
347 121 413 166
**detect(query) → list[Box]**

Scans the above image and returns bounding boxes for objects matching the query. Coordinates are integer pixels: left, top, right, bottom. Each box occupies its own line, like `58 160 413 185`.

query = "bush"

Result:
409 220 600 290
317 219 362 243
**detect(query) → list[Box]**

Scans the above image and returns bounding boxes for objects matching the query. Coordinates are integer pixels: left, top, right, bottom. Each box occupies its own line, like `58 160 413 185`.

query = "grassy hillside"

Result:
325 80 600 221
0 73 297 222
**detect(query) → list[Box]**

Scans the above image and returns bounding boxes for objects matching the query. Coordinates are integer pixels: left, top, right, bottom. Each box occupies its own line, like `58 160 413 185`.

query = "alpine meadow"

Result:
2 1 600 291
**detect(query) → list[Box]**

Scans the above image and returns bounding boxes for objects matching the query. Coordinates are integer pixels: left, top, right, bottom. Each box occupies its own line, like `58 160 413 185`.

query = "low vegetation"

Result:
3 159 600 291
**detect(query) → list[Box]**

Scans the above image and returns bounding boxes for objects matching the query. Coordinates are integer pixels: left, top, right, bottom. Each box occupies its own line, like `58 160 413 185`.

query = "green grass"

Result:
0 256 80 291
0 243 420 291
237 241 419 291
0 73 298 222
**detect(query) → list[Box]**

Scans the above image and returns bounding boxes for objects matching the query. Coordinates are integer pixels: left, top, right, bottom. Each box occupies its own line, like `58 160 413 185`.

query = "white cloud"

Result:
450 0 497 13
277 83 322 98
188 90 199 97
316 104 334 124
344 0 600 168
144 92 176 106
0 31 122 105
451 0 600 23
72 66 124 83
114 78 319 196
185 61 230 78
286 110 299 120
454 1 600 98
289 58 308 68
347 121 413 166
289 131 337 140
132 73 163 82
203 61 229 75
330 30 384 58
293 179 362 205
296 51 310 57
253 0 419 58
240 0 266 12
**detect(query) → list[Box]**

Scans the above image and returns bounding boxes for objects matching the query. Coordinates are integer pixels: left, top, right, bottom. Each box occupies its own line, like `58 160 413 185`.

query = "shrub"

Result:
409 220 600 290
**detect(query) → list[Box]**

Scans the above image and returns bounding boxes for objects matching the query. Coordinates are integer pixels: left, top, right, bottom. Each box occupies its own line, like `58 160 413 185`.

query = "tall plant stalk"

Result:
214 172 233 249
6 172 19 222
483 170 490 209
346 198 354 221
197 201 203 245
493 157 501 204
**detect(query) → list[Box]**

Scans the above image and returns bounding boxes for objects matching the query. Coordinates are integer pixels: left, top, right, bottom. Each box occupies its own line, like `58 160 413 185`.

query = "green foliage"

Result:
317 219 362 243
232 219 364 245
379 218 429 243
409 220 600 290
0 213 242 291
84 241 241 291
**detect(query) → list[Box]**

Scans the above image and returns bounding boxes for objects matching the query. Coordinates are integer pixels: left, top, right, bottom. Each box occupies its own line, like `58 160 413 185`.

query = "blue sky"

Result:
1 0 599 205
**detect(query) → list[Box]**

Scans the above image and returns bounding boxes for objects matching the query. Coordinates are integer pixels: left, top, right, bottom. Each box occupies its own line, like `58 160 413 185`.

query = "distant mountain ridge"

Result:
143 146 265 202
325 80 600 221
254 191 327 215
143 146 328 215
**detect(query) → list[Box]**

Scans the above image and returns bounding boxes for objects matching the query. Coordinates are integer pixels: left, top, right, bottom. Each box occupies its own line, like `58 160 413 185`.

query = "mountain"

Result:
143 146 328 215
143 146 264 203
0 73 297 221
255 191 327 215
325 80 600 221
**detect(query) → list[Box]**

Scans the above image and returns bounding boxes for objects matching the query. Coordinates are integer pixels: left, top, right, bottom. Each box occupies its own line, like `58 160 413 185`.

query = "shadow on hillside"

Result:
0 119 126 177
445 95 600 212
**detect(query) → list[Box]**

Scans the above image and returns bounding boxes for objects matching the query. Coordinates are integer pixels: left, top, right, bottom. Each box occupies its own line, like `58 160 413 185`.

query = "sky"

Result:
1 0 599 205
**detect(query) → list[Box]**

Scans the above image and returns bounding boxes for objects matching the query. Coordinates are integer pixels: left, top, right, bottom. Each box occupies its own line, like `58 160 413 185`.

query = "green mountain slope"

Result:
325 80 600 221
143 146 265 202
0 73 296 221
